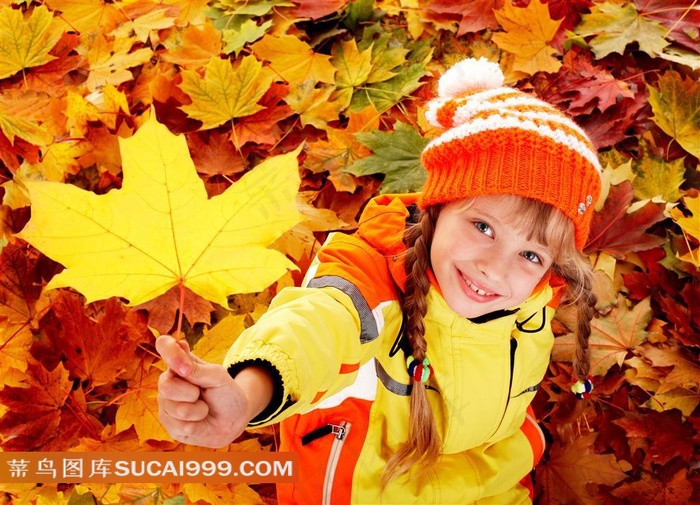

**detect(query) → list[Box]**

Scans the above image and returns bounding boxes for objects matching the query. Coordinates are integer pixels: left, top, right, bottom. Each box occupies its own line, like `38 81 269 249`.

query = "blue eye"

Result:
475 221 493 236
522 251 542 264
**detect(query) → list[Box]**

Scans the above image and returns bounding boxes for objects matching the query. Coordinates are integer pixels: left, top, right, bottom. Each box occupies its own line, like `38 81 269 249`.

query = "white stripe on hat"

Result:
424 114 602 174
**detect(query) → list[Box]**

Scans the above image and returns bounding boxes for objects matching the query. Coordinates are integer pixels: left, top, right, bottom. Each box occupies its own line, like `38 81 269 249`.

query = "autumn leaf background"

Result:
1 0 699 503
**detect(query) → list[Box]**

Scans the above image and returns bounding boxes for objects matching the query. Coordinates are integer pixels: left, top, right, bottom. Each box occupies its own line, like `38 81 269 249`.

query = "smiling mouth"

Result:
461 273 497 297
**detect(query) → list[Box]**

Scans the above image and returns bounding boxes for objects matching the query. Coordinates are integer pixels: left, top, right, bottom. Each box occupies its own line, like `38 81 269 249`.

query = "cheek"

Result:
513 270 547 298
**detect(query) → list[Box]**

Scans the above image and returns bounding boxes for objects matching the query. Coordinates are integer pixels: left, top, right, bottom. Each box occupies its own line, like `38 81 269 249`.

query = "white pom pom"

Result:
437 58 505 99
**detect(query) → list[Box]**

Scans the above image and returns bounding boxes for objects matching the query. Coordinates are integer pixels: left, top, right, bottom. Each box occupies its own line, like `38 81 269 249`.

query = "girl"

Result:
157 58 601 504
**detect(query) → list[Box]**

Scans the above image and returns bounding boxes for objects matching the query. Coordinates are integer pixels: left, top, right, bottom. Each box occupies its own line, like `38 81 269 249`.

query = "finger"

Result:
159 397 210 422
156 335 194 376
158 369 201 402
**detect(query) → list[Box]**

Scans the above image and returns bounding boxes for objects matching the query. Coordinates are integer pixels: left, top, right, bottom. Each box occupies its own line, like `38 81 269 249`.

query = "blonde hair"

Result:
382 195 596 485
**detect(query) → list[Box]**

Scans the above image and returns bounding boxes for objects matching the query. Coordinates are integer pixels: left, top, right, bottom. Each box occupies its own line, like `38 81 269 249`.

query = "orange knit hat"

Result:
419 58 602 250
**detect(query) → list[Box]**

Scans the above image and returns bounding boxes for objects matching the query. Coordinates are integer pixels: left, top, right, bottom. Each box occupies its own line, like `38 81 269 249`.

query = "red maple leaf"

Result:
611 467 693 504
135 285 214 335
427 0 503 35
38 292 151 388
636 0 700 53
0 132 41 172
586 182 667 256
288 0 349 20
541 50 636 114
622 248 682 302
187 130 245 180
657 283 700 348
613 410 695 465
0 360 102 450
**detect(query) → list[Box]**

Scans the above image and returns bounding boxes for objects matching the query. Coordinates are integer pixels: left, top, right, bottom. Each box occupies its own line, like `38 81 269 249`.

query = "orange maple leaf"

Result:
492 0 563 75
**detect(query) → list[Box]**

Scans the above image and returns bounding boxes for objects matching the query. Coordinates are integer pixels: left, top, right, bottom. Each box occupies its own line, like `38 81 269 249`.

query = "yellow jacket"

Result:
224 194 558 504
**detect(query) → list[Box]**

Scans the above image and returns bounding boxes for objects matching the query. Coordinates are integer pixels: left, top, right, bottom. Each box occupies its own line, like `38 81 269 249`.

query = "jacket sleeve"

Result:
222 233 397 427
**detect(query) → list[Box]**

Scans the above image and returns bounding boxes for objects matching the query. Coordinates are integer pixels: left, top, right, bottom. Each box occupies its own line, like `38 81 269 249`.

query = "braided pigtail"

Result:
381 205 442 487
553 253 597 386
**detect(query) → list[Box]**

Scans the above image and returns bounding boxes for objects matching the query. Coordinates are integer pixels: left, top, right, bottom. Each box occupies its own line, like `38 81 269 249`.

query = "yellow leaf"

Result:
575 2 669 60
0 93 53 146
0 5 63 80
492 0 562 75
162 22 222 69
163 0 209 26
36 140 91 181
589 296 652 376
596 160 635 211
647 70 700 159
331 38 372 89
644 388 699 417
115 361 172 443
67 85 130 134
179 55 274 129
641 343 700 394
82 33 153 92
0 323 33 378
252 34 336 84
44 0 127 36
671 195 700 249
110 8 176 45
286 80 344 130
632 145 685 203
222 18 272 56
194 314 246 364
16 112 303 307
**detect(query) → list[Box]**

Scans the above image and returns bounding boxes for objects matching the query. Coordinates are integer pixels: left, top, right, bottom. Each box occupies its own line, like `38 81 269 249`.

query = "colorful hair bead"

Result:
406 356 434 383
571 378 594 399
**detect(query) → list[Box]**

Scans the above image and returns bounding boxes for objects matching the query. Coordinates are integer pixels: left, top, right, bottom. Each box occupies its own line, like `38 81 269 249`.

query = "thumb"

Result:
180 358 230 389
156 335 229 388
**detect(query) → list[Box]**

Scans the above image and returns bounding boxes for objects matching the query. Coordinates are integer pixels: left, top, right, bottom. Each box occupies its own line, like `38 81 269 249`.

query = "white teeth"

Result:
466 279 493 296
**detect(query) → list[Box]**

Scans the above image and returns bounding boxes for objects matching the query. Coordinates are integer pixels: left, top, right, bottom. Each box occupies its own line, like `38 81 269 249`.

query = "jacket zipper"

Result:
491 338 517 437
323 421 351 505
301 421 352 505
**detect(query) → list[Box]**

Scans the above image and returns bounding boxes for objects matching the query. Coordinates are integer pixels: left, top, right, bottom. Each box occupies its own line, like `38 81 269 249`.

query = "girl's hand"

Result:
156 335 272 448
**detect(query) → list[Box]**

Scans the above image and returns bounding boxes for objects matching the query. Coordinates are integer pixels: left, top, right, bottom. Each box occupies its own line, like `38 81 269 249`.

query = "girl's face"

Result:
430 195 555 319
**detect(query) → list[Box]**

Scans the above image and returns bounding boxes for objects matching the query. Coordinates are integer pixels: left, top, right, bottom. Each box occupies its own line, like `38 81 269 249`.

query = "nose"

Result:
476 245 509 281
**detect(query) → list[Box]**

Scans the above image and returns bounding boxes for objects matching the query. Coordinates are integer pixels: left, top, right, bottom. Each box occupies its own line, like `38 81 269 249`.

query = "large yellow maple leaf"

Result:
491 0 562 75
0 5 63 80
16 112 303 307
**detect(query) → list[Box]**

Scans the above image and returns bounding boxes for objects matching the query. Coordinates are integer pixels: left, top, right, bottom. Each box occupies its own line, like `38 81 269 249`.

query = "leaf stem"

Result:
175 280 185 340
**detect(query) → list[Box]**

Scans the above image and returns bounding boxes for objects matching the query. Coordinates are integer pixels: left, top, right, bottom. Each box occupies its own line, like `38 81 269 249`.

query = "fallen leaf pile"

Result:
0 0 699 503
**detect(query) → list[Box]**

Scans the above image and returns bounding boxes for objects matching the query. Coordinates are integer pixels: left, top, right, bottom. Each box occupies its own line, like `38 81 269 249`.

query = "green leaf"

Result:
344 0 376 31
222 17 272 55
349 26 431 112
347 122 428 193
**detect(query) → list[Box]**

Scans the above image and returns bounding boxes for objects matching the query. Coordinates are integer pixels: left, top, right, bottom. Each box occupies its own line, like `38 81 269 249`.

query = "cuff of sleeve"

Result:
225 338 301 425
227 359 288 425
